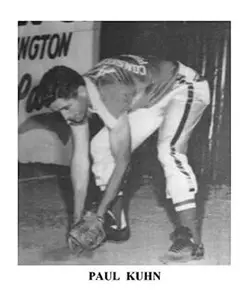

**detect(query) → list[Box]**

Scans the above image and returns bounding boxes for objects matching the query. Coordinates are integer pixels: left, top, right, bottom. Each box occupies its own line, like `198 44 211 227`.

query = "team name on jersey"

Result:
97 58 147 76
91 66 117 78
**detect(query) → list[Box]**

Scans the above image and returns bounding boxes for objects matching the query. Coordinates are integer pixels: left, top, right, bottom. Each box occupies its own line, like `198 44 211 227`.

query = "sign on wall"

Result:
18 21 101 165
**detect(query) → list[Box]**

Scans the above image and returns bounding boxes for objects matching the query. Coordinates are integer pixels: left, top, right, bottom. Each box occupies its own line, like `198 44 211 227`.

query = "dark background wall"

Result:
100 21 230 184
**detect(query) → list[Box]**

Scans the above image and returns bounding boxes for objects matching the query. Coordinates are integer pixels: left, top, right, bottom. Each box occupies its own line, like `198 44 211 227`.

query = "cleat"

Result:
164 226 204 262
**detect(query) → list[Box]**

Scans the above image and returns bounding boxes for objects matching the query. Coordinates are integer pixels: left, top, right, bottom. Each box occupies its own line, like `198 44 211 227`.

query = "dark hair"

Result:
38 65 85 107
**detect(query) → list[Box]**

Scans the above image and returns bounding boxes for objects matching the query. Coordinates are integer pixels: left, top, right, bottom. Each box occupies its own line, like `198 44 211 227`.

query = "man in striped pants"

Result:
39 54 210 261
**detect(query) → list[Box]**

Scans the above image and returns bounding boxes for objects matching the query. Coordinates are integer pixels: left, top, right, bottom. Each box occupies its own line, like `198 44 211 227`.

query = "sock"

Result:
176 205 201 244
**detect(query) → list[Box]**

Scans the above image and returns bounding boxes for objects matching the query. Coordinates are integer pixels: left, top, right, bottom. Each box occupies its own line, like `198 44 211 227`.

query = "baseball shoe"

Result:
103 209 130 242
166 226 204 262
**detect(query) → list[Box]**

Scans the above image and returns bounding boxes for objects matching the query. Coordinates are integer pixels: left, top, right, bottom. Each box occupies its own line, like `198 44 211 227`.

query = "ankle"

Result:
176 206 201 244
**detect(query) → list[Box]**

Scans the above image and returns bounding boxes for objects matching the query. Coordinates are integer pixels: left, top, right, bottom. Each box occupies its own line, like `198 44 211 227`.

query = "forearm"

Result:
71 159 90 221
97 158 129 217
69 122 90 222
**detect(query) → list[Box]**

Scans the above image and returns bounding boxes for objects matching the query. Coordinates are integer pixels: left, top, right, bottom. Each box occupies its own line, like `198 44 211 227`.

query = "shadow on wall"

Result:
18 110 104 147
18 111 104 179
18 112 71 145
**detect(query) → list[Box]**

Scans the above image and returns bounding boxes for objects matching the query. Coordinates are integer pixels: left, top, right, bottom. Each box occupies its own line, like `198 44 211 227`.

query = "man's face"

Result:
50 86 89 125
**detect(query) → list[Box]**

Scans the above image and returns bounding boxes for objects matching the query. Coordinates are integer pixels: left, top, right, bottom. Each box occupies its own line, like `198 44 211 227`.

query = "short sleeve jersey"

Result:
84 54 179 119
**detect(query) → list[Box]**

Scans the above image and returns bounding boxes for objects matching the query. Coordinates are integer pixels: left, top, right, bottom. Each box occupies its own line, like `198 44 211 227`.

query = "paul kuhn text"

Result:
89 271 161 281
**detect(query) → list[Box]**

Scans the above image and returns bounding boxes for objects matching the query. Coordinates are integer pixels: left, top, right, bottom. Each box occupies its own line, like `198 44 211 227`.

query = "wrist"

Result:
97 209 105 218
96 215 105 224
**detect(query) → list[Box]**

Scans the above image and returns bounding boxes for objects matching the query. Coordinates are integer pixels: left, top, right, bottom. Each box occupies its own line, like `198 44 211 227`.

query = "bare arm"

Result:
70 122 90 222
97 113 131 217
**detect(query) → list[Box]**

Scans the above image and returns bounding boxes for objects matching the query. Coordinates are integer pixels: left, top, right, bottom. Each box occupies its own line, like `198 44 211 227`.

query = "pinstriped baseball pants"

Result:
90 69 210 212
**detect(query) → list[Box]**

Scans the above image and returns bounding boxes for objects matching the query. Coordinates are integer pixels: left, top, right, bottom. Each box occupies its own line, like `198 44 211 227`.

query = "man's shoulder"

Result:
92 54 174 67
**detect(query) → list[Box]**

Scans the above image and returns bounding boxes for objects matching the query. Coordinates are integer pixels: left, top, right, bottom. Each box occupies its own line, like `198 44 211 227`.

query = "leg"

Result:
90 107 164 241
157 81 209 260
90 128 130 239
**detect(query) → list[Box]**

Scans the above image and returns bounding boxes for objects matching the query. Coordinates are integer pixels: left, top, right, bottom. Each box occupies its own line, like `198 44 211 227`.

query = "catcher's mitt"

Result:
68 212 106 253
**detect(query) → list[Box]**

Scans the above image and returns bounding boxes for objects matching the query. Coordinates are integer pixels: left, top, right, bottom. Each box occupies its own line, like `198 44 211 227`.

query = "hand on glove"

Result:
67 212 106 253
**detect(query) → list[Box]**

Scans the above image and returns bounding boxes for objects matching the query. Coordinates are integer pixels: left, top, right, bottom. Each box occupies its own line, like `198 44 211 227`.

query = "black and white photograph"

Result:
18 20 230 266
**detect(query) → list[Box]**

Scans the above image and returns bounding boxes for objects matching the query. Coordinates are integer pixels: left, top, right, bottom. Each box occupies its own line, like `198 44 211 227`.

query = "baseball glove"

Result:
68 212 106 253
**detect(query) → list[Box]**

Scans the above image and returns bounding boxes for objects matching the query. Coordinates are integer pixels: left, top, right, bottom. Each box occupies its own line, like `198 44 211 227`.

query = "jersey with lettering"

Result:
84 55 179 118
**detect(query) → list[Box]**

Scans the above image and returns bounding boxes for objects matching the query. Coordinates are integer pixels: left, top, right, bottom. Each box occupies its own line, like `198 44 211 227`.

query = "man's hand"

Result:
68 212 106 252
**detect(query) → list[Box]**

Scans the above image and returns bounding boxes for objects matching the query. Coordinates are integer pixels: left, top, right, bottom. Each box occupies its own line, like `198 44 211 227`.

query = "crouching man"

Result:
38 54 210 262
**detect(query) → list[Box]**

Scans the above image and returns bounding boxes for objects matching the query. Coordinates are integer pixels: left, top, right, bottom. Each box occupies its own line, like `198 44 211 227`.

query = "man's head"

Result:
39 65 89 125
